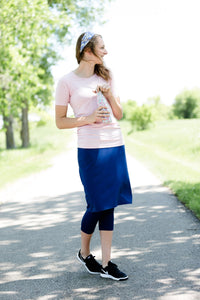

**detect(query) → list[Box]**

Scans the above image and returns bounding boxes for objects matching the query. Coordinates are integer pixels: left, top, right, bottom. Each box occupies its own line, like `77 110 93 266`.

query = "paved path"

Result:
0 138 200 300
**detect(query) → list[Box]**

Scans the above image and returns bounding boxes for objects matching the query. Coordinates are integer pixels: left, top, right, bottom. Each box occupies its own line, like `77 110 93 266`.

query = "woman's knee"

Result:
99 208 114 231
81 210 100 234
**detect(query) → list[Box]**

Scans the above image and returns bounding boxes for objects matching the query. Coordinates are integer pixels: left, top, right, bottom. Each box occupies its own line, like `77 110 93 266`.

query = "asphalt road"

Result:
0 139 200 300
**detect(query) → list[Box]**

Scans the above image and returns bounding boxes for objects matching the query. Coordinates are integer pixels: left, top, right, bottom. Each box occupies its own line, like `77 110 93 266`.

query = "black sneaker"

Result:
100 261 128 281
77 250 102 274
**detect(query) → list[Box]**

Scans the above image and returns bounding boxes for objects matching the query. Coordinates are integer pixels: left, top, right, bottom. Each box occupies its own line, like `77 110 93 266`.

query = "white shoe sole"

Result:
100 273 128 281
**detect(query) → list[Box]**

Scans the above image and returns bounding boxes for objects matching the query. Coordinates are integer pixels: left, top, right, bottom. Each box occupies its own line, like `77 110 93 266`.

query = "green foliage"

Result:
0 0 112 147
122 100 155 131
37 119 47 127
173 88 200 119
122 100 137 120
165 181 200 219
121 119 200 220
0 0 56 122
147 95 172 120
130 104 155 130
48 0 112 38
167 107 178 120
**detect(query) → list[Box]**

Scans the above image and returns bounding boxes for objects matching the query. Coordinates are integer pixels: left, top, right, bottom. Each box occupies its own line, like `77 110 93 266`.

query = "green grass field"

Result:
0 119 71 189
121 119 200 219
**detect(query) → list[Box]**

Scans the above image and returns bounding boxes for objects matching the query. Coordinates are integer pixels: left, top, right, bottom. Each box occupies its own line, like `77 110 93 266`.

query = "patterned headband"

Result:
80 32 95 52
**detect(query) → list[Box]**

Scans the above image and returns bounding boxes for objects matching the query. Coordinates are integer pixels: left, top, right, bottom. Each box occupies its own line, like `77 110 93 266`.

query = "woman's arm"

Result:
55 105 109 129
106 94 123 120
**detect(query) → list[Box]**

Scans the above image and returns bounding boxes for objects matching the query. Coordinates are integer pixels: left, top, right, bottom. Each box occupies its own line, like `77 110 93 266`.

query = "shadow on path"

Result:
0 183 200 299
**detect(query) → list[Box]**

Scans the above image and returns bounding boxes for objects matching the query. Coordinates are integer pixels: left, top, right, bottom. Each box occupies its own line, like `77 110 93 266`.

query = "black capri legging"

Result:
81 208 114 234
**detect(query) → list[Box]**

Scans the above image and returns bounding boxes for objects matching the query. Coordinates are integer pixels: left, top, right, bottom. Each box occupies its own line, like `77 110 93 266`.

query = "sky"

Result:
52 0 200 105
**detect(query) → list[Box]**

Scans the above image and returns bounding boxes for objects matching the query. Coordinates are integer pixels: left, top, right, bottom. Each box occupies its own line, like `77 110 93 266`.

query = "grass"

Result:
0 119 72 189
121 119 200 219
1 116 200 220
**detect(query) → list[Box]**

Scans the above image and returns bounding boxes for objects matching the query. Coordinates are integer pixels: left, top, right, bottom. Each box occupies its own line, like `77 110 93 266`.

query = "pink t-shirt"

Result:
55 71 124 148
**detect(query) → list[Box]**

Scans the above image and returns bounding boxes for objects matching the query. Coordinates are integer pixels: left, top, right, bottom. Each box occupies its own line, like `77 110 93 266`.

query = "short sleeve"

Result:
55 78 70 106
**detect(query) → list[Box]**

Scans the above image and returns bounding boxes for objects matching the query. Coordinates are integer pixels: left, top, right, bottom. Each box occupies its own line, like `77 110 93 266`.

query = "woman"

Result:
55 32 132 281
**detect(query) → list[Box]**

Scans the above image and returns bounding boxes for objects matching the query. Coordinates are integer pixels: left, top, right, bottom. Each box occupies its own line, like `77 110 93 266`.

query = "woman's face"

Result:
93 36 108 64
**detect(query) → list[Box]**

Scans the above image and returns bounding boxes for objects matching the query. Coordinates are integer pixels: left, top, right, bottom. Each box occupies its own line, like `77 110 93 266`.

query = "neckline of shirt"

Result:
71 71 97 80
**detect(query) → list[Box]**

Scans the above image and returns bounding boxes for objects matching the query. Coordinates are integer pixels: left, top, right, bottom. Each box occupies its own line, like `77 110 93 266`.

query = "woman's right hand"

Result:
87 106 110 124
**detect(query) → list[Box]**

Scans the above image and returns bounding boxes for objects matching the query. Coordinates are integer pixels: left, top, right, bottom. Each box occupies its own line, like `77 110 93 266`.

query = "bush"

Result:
129 104 155 130
122 100 137 120
37 119 47 127
173 88 200 119
147 96 172 120
122 100 155 131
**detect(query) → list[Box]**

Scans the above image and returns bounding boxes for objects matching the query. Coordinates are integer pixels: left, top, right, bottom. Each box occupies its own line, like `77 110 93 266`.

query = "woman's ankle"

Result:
102 260 110 268
81 249 90 259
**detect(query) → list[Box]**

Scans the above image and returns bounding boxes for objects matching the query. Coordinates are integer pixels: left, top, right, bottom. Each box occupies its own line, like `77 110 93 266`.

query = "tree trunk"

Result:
3 114 15 149
21 102 30 148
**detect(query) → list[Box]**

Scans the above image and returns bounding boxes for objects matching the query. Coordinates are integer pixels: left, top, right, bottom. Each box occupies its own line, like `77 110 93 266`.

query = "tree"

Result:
147 95 171 120
0 0 112 149
0 0 56 148
173 89 200 119
122 99 137 120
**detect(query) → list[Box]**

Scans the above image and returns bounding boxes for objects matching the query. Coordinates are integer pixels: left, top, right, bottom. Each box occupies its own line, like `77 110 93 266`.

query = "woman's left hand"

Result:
96 85 112 100
94 84 123 120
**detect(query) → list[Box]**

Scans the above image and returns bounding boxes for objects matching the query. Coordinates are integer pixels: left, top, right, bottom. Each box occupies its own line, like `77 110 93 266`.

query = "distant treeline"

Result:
122 88 200 131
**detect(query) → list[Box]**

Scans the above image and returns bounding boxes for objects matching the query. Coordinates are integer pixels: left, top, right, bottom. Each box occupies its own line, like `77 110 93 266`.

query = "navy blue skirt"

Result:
78 145 132 212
